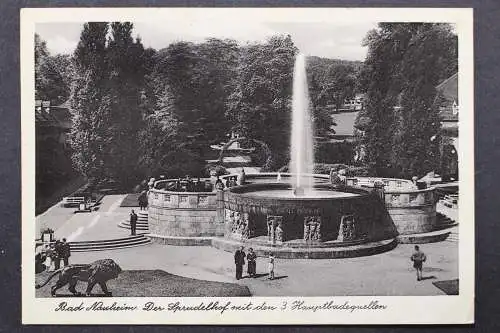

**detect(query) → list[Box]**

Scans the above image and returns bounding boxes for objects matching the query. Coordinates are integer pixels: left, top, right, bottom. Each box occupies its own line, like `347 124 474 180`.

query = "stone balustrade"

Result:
148 185 222 240
346 177 415 191
147 173 444 243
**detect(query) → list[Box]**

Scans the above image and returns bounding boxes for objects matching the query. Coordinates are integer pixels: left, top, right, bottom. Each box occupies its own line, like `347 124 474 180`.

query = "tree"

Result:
70 22 110 183
226 35 298 170
357 23 458 177
392 24 458 177
141 38 239 177
103 22 147 187
35 34 73 105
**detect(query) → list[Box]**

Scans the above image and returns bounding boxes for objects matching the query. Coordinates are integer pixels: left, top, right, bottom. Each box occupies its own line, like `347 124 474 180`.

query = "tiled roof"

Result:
436 73 458 122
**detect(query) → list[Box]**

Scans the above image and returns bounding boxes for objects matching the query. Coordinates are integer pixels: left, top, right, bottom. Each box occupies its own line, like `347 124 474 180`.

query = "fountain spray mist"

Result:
290 53 314 195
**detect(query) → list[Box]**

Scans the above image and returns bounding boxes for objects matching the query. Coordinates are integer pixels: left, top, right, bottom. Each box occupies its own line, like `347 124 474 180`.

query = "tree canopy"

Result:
35 34 74 105
357 23 457 178
44 22 453 188
227 35 297 170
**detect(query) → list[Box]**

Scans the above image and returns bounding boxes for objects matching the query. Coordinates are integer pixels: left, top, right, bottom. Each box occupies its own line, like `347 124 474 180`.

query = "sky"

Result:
35 20 376 61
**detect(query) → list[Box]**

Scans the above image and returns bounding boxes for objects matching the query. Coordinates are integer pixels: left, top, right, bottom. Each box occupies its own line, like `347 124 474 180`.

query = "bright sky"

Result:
35 20 376 61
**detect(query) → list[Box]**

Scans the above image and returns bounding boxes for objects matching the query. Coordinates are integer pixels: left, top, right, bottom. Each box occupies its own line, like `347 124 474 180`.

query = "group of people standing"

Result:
35 238 71 273
234 246 275 280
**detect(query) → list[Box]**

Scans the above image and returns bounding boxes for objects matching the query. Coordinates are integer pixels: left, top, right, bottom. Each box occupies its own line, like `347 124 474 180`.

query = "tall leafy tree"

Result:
142 38 239 177
104 22 147 187
392 24 458 177
227 35 297 170
357 23 457 177
35 34 73 105
70 22 110 184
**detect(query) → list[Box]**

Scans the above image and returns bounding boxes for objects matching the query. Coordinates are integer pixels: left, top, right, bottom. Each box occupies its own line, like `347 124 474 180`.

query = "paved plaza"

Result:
36 195 459 296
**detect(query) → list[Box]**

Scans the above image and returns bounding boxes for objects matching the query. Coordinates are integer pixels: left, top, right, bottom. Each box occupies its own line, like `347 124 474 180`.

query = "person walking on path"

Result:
268 253 275 280
247 248 257 277
411 245 427 281
234 246 246 280
130 209 138 236
61 238 71 266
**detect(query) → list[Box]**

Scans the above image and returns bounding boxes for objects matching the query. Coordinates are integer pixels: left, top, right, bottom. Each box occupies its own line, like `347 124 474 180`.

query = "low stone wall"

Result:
383 188 438 235
346 176 415 191
148 189 223 239
147 173 448 245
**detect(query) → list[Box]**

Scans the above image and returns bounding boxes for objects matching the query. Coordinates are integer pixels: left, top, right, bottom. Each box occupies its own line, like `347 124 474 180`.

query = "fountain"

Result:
290 53 314 196
147 53 451 258
210 54 399 258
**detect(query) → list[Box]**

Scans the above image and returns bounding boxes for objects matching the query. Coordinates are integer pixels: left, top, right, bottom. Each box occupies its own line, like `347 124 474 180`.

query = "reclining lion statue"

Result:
36 259 122 297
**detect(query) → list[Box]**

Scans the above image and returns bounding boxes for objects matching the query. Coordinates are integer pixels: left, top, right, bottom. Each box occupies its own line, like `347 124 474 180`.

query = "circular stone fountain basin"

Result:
245 188 360 199
224 183 371 217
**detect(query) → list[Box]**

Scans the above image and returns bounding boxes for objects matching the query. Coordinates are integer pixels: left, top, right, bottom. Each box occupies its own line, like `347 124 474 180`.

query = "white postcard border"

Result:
21 7 474 325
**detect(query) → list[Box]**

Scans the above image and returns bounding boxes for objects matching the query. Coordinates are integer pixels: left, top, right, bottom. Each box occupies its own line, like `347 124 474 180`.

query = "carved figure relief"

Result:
275 221 283 242
303 216 321 242
337 214 356 242
267 215 284 243
226 209 249 239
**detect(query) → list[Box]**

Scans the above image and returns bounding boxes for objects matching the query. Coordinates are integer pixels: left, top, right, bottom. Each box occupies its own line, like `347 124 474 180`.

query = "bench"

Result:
62 196 85 207
442 194 458 208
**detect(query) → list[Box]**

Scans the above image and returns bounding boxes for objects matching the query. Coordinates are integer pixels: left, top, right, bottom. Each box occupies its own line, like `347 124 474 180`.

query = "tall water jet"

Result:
290 53 314 195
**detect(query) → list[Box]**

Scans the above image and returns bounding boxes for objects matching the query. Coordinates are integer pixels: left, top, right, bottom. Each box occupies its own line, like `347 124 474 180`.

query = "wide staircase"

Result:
118 210 149 232
69 234 151 252
69 211 151 252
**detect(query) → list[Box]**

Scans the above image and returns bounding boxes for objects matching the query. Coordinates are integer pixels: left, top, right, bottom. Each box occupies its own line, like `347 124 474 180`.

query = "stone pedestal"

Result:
216 190 225 223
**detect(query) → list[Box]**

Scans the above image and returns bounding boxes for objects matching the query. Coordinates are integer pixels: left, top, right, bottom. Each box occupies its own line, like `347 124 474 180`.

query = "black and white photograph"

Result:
21 7 474 325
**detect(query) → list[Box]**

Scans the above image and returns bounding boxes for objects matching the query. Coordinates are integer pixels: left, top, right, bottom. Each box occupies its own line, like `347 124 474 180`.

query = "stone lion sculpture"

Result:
35 259 122 297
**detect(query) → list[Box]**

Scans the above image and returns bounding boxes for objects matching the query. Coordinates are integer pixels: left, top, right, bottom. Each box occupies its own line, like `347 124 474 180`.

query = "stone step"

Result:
210 237 398 259
445 233 459 242
118 220 149 231
69 235 151 252
397 228 452 244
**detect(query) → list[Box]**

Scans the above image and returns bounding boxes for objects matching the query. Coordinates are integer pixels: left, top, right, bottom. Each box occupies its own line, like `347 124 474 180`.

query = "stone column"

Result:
216 189 225 224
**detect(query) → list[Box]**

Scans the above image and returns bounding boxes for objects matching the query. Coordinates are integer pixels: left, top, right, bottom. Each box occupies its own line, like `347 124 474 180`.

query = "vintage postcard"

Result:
21 7 474 325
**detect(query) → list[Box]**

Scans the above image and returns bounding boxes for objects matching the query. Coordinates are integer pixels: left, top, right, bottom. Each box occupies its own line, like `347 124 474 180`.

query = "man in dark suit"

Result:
130 209 138 236
234 246 246 280
53 240 62 270
61 238 71 266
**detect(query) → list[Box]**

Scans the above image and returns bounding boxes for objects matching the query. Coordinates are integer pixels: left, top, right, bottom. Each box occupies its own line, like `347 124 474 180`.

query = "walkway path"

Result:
68 240 458 296
36 195 132 241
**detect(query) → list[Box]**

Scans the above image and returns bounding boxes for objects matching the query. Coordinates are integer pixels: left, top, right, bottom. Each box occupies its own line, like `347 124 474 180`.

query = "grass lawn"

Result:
35 270 251 297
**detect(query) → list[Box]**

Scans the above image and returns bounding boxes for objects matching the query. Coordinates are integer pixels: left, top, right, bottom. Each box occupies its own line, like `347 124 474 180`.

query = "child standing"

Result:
268 253 275 280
